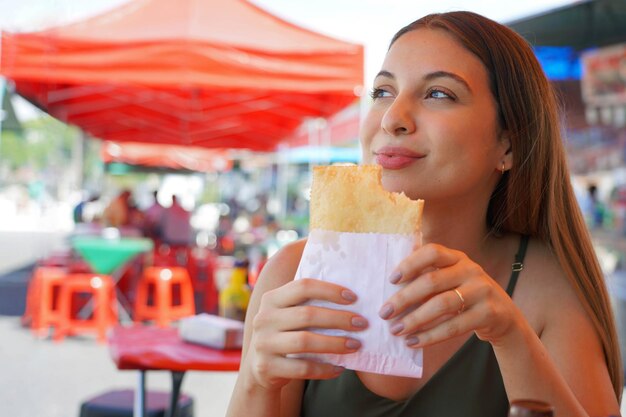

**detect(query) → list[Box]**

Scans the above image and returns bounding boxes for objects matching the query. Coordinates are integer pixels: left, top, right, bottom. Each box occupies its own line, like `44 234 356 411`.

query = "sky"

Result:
0 0 580 119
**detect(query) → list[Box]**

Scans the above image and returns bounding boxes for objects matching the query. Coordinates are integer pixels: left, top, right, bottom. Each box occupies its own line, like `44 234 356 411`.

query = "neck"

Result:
419 197 495 263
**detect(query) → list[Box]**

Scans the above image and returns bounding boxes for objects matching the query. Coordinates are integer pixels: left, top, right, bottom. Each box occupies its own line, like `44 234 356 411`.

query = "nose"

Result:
381 96 416 137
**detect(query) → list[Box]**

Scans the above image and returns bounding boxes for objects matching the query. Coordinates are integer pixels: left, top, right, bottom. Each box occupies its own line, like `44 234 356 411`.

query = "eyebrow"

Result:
375 69 472 93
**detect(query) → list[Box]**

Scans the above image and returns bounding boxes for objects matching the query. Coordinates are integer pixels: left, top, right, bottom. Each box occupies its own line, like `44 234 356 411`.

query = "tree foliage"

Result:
0 115 103 196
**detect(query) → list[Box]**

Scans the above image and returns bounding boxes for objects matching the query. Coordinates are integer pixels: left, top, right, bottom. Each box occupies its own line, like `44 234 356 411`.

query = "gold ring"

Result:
453 288 465 314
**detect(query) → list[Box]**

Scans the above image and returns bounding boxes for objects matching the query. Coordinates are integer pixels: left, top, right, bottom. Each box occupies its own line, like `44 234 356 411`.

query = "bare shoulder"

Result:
515 239 619 411
512 237 586 333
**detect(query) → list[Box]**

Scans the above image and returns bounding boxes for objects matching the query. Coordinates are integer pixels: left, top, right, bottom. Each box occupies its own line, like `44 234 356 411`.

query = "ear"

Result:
497 133 513 172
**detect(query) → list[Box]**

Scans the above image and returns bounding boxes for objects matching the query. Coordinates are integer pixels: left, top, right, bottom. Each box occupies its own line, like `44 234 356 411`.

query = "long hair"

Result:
391 11 623 400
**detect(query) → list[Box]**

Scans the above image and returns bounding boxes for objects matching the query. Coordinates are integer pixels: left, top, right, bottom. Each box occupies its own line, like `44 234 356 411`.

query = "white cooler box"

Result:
180 313 244 350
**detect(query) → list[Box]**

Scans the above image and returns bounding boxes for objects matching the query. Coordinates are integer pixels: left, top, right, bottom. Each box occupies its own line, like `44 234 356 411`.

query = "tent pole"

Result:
72 130 87 192
277 143 289 222
0 78 5 166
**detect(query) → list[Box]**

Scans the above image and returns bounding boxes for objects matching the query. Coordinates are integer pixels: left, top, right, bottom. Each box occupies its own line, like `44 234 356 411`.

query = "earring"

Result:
501 162 506 174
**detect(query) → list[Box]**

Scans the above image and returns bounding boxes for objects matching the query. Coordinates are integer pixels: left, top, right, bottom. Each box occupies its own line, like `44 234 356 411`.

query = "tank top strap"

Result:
505 235 529 297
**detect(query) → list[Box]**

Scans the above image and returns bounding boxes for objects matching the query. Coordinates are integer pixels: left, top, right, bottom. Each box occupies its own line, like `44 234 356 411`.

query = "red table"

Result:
108 325 241 417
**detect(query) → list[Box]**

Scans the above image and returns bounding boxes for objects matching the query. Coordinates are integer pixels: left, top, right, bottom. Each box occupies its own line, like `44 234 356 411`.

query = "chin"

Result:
380 173 416 197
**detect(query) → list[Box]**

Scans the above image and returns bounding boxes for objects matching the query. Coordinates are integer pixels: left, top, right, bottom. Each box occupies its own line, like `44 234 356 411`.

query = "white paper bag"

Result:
294 229 423 378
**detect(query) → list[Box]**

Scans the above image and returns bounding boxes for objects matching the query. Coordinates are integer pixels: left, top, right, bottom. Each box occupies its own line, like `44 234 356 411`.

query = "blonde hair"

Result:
393 11 623 400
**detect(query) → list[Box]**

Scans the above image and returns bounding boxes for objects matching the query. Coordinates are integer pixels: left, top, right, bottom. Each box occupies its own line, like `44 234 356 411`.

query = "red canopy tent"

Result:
0 0 363 151
101 141 233 172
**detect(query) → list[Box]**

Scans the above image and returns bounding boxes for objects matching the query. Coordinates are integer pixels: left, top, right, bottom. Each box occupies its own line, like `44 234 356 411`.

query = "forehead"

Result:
382 28 489 86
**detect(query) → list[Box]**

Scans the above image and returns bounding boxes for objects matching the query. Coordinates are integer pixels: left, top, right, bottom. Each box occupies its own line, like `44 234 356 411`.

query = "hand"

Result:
246 278 369 391
379 243 519 348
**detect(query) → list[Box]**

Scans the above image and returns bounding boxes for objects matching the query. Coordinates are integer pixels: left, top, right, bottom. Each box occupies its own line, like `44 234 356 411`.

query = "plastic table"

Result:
72 236 153 275
108 325 241 417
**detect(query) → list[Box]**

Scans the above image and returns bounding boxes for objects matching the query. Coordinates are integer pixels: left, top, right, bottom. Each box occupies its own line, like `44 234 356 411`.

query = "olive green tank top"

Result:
301 235 530 417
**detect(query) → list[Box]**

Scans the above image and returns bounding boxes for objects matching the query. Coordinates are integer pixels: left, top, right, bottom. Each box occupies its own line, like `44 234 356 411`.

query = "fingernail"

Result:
389 271 402 284
406 336 420 346
341 289 357 302
379 303 394 319
390 322 404 335
351 316 368 328
345 339 361 350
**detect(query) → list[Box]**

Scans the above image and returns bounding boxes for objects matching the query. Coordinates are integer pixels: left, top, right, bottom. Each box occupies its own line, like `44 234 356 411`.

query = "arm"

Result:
226 240 369 417
492 243 619 417
227 241 306 417
492 306 617 417
381 240 620 417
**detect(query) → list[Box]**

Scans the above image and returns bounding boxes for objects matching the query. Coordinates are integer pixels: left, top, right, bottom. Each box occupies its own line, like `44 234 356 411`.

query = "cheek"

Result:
438 116 498 155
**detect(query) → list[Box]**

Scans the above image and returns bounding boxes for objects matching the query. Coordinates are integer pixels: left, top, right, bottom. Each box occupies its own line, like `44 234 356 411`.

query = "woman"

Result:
227 11 622 417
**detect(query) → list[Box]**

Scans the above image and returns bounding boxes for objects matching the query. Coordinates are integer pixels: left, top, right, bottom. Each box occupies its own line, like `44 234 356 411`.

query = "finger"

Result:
388 289 468 336
404 309 478 348
260 356 345 381
391 244 462 285
380 265 461 320
259 331 362 355
265 278 358 309
269 305 368 332
408 311 456 332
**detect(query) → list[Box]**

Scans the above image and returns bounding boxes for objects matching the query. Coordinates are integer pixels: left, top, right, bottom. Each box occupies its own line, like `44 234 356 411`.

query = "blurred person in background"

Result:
161 195 192 247
217 213 236 255
102 190 132 227
127 197 146 231
586 184 607 230
143 190 165 240
73 192 100 224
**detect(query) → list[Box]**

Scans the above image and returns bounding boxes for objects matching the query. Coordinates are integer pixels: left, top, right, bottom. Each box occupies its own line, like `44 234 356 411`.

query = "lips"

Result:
374 146 424 170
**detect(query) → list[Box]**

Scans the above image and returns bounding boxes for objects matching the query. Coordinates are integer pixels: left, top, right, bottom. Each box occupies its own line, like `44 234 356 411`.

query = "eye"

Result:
369 87 393 100
426 88 455 100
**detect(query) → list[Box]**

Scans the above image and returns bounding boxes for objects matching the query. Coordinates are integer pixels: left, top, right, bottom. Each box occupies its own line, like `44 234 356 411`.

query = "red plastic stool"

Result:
134 267 195 327
54 274 118 343
22 266 67 336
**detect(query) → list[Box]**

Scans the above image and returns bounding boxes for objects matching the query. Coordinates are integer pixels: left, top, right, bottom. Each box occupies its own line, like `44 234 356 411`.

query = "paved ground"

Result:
0 230 68 276
0 316 237 417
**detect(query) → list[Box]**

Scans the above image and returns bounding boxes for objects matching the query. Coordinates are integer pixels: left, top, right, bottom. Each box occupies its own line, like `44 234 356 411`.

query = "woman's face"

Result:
360 28 510 204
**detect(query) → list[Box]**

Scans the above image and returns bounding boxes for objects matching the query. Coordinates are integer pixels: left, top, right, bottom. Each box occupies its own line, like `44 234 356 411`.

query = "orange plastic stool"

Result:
134 266 195 327
22 266 67 337
54 274 118 343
